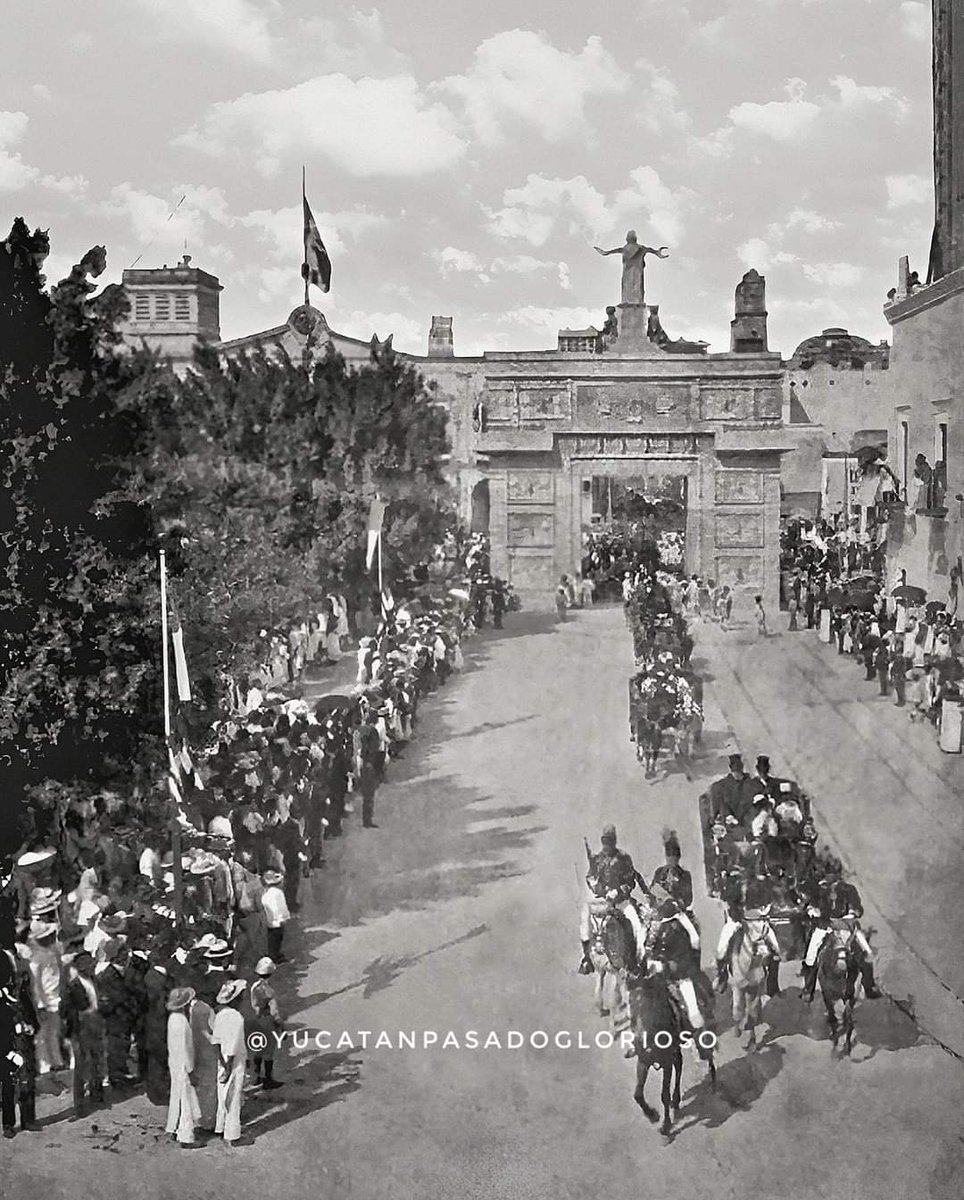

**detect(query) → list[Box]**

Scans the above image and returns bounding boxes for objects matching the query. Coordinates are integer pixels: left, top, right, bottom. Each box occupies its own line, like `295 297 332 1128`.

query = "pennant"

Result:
381 585 395 614
302 188 331 293
171 619 192 703
366 496 386 571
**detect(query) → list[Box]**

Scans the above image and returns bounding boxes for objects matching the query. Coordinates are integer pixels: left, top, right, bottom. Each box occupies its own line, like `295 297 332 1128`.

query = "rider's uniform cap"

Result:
601 824 617 840
728 753 744 770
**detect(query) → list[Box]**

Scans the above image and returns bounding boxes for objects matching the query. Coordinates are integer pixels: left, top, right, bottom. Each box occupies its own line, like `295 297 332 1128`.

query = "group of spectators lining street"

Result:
0 585 488 1147
780 519 964 744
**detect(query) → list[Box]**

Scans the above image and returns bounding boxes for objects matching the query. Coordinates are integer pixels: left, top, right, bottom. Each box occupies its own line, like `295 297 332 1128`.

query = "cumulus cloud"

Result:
241 204 386 260
885 173 931 208
0 111 39 192
635 63 691 134
729 78 821 142
30 84 53 102
899 2 930 41
498 305 599 337
802 261 865 287
485 166 688 249
176 75 466 177
694 75 910 158
777 208 842 234
41 173 89 199
129 0 279 63
438 31 628 144
294 8 410 75
831 75 910 116
343 308 425 351
100 182 232 248
737 238 797 271
432 246 488 276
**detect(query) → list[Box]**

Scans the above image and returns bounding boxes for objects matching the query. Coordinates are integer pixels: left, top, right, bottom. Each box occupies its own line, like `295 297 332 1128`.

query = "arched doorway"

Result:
471 479 490 534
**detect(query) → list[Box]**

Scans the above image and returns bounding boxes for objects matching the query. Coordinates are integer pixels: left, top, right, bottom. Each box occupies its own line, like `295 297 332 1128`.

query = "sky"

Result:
2 0 937 358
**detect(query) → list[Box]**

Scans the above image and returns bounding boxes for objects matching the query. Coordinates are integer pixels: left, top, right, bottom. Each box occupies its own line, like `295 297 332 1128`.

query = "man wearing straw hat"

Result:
248 958 283 1090
261 870 290 963
165 987 201 1147
212 978 249 1147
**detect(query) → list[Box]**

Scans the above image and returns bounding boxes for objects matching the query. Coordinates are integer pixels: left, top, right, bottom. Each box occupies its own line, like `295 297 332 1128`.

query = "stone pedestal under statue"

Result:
613 303 663 356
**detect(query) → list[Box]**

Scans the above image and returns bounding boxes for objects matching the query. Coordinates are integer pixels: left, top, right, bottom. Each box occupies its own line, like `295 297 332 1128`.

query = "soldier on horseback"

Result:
715 873 783 997
801 855 880 1000
579 824 650 972
642 889 712 1047
650 830 693 912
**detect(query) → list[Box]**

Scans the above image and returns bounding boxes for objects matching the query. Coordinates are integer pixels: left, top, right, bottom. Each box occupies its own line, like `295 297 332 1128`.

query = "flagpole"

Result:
302 165 310 307
160 549 184 926
377 527 383 600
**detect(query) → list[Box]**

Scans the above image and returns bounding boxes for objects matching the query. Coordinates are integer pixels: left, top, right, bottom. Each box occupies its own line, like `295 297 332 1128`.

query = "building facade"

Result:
781 328 891 520
118 260 789 609
881 0 964 598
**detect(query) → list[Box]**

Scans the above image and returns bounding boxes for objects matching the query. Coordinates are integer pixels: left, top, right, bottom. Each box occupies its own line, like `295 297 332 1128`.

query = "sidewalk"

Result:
700 611 964 1061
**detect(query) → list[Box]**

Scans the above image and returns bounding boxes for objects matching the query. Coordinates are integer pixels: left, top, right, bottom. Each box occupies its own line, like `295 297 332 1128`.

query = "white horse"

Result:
724 917 774 1050
586 903 628 1022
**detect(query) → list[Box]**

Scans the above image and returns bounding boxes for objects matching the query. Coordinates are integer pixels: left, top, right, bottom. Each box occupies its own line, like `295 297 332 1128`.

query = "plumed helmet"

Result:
601 824 617 842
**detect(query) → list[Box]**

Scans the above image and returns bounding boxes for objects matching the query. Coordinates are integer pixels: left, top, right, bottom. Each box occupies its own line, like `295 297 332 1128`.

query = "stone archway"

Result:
471 479 490 534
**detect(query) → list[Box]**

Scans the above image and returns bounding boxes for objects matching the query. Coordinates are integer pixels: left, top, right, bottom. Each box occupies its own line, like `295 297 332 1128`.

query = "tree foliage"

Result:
0 218 456 864
0 220 164 858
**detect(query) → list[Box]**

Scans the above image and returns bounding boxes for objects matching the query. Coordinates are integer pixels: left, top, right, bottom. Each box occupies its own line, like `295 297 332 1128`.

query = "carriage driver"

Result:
801 855 881 1001
579 825 650 970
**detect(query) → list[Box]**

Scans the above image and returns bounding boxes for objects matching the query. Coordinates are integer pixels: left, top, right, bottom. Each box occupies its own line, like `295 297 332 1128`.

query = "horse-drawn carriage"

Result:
628 659 703 774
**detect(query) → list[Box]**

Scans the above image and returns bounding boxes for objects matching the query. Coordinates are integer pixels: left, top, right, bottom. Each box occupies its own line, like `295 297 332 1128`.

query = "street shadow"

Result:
292 924 489 1009
758 987 924 1061
241 1050 362 1141
674 1043 786 1133
446 715 537 741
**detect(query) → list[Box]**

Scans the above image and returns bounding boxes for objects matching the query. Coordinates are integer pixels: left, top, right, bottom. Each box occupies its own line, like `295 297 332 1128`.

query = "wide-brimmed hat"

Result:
262 869 284 886
29 918 58 940
189 854 219 876
216 978 246 1005
166 986 196 1012
17 848 56 868
254 956 276 977
99 913 127 934
207 816 234 840
193 932 223 951
204 942 232 960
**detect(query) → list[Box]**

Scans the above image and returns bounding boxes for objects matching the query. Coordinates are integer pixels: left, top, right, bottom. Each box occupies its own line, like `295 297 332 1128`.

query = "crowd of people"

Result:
780 519 964 744
0 577 487 1145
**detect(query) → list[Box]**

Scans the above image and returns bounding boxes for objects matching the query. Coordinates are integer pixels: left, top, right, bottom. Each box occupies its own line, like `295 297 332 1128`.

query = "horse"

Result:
634 714 662 776
723 916 774 1050
816 922 861 1055
646 923 718 1092
585 901 632 1023
627 969 684 1139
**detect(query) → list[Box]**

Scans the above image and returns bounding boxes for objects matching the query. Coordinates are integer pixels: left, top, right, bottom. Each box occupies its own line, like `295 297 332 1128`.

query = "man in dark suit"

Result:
709 754 757 829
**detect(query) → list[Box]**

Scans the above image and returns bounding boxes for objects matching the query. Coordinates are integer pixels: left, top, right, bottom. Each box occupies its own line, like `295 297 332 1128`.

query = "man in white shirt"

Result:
261 871 290 963
212 979 248 1146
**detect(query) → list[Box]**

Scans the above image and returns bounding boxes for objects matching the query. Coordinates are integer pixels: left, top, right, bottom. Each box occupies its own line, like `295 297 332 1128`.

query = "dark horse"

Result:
816 923 862 1055
627 969 683 1139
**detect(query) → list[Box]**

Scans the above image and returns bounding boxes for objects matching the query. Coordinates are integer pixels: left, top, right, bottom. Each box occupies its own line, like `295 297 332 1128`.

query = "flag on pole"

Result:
381 585 395 615
170 612 192 703
366 496 386 571
168 746 184 807
302 179 331 294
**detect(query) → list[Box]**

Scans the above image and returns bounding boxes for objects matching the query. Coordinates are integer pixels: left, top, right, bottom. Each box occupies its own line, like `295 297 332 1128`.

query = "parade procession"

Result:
4 3 964 1199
